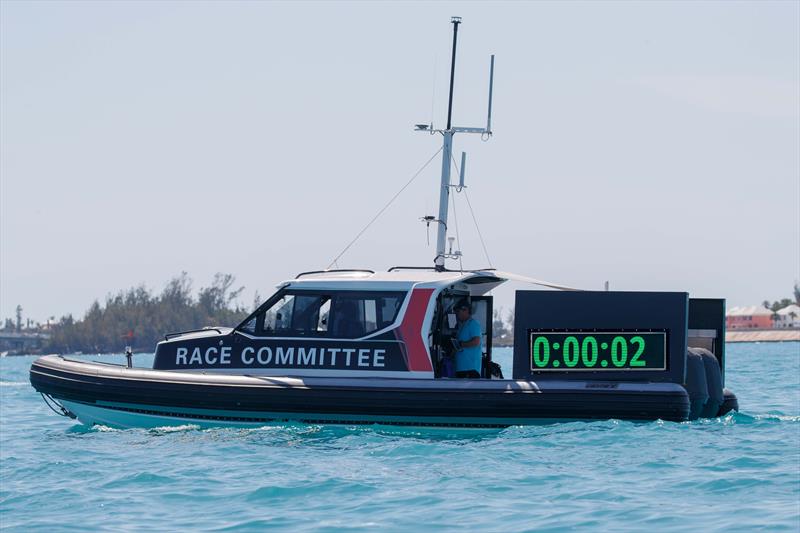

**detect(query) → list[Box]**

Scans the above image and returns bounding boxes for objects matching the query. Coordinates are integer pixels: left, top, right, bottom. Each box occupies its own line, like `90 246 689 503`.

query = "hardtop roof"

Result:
281 269 505 290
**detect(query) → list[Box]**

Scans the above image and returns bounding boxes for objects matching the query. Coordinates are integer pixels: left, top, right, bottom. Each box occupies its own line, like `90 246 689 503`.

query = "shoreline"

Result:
725 329 800 343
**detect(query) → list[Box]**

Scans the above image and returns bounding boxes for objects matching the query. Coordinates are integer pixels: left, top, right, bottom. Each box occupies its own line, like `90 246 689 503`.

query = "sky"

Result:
1 0 799 324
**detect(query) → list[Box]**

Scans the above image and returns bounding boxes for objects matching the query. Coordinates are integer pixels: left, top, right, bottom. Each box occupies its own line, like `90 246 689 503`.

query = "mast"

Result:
433 18 460 271
419 17 494 271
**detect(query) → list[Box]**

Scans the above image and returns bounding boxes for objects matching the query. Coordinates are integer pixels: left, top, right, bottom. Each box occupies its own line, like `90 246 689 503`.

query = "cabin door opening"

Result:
470 296 493 378
429 293 493 378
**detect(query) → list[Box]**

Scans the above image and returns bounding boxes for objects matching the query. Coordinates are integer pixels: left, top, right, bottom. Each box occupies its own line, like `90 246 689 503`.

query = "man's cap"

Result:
454 299 471 311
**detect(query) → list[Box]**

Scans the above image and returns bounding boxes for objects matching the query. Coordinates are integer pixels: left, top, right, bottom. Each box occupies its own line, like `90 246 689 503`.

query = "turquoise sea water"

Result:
2 343 799 532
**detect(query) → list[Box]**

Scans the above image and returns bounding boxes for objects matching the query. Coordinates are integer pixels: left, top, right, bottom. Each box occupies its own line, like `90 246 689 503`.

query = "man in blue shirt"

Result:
453 300 482 378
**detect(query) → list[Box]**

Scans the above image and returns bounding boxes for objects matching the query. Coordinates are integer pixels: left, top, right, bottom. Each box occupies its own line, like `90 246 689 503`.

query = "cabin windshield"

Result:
239 290 406 338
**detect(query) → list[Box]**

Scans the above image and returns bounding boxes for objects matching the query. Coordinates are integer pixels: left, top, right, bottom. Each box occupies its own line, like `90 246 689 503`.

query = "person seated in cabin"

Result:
332 299 364 338
452 299 482 379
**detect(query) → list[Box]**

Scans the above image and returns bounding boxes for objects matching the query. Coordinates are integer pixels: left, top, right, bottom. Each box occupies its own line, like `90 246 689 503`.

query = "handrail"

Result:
387 266 438 272
164 327 223 341
295 269 375 279
388 266 497 273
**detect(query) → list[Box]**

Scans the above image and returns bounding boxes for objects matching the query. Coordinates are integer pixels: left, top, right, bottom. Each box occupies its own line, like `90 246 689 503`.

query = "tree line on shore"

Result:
43 273 251 354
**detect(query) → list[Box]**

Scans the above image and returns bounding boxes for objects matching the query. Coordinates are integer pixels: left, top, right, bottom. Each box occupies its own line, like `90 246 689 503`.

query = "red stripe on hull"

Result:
396 288 434 372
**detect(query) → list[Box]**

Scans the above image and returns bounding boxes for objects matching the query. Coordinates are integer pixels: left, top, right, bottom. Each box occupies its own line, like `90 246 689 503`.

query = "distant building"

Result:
774 304 800 329
726 305 773 329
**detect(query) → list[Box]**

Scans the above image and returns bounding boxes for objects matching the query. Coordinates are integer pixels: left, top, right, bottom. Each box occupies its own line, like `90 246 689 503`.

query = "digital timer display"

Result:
529 330 667 371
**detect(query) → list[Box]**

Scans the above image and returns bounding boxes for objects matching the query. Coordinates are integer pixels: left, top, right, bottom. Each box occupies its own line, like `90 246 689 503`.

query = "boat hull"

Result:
30 355 691 428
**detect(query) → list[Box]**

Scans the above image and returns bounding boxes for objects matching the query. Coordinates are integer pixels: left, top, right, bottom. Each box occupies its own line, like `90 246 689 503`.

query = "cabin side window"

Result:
328 293 405 338
262 294 331 336
239 290 406 338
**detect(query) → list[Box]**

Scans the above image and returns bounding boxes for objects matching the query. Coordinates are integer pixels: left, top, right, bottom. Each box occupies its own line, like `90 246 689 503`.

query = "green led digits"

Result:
529 331 666 372
532 337 550 367
630 336 646 367
611 337 627 367
564 336 579 367
581 336 598 367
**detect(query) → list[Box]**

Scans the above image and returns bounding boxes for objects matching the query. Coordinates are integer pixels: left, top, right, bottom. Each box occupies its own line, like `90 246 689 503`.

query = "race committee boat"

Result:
30 17 738 429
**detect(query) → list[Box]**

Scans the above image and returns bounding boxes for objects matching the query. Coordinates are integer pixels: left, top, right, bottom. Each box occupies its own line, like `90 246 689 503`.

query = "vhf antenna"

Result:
415 17 495 271
446 16 460 131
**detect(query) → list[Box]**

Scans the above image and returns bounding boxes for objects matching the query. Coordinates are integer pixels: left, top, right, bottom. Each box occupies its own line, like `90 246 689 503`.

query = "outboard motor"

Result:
684 349 709 420
719 388 739 417
684 347 726 420
696 348 724 418
685 298 739 419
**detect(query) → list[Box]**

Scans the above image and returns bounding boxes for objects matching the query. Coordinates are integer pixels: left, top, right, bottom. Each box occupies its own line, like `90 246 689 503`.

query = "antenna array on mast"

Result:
415 17 496 271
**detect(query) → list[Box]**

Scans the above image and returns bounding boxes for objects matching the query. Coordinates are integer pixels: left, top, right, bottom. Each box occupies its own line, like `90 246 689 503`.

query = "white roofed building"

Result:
774 304 800 329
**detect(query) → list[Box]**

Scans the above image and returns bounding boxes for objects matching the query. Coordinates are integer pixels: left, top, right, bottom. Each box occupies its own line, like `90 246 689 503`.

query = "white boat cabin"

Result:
230 268 506 378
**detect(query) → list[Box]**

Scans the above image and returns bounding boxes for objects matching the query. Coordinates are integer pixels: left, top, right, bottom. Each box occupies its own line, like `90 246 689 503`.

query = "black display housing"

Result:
513 291 689 383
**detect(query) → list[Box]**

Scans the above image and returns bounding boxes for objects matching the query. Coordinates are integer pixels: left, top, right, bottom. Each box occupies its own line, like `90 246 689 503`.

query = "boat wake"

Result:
148 424 202 434
0 381 28 387
730 412 800 423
